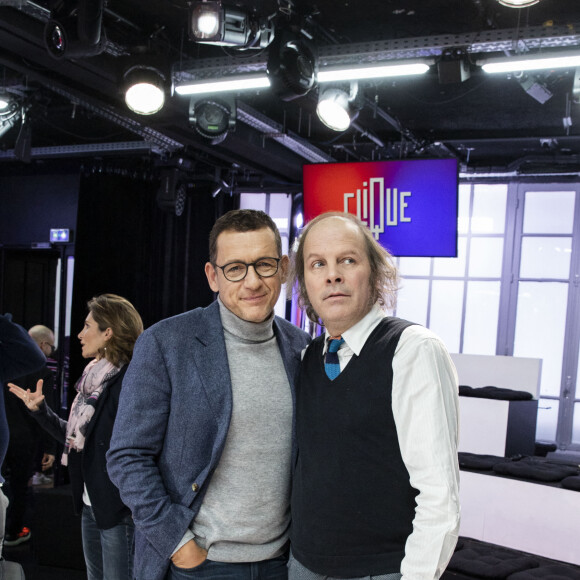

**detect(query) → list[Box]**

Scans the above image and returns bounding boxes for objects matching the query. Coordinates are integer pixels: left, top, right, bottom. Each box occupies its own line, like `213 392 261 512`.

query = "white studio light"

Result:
497 0 540 7
0 96 10 111
197 12 220 37
481 52 580 74
317 61 430 83
174 74 270 96
316 88 352 131
125 81 165 115
124 66 166 115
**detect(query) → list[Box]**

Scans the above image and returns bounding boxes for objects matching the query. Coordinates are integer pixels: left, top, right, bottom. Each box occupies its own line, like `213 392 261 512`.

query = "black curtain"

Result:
69 172 236 397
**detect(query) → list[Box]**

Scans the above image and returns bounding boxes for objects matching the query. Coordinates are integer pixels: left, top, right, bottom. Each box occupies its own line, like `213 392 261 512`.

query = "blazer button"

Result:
192 483 199 492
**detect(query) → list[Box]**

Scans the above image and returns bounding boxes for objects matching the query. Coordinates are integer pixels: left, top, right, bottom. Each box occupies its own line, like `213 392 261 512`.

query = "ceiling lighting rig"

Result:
44 0 106 59
0 91 21 140
496 0 541 7
188 0 275 49
267 28 317 101
479 50 580 74
316 82 363 132
189 95 237 144
123 65 167 115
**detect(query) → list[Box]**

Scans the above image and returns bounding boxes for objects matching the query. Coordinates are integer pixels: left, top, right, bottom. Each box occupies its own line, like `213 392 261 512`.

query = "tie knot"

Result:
327 336 344 353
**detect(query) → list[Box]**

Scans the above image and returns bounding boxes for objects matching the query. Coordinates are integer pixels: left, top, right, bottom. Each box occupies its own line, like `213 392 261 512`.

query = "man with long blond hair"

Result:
288 212 460 580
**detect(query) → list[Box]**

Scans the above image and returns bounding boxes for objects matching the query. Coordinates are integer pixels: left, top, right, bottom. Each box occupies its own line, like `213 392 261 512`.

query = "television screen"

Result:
303 158 458 257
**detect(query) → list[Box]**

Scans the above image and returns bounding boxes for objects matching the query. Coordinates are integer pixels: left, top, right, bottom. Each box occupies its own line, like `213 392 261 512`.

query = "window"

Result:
397 182 580 450
396 183 506 356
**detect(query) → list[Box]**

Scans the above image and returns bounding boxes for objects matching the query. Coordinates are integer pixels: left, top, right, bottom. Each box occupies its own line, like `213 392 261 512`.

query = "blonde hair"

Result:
288 212 399 324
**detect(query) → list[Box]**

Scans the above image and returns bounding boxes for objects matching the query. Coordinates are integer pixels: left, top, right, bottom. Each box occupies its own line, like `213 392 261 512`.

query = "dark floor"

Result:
3 482 86 580
4 539 86 580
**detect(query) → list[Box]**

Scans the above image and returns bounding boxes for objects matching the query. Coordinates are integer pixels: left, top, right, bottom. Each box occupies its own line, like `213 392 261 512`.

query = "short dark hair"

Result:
288 212 399 324
87 293 143 367
208 209 282 264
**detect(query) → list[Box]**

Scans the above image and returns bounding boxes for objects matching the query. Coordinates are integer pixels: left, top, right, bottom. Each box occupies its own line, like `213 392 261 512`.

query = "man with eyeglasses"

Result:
108 209 311 580
28 325 56 359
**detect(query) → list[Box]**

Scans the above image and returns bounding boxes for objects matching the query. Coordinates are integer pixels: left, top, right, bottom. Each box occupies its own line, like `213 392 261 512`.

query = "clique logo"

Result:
343 177 411 240
303 158 458 257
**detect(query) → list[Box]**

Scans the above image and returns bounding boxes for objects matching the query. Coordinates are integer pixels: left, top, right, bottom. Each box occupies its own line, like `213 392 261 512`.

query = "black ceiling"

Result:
1 0 580 190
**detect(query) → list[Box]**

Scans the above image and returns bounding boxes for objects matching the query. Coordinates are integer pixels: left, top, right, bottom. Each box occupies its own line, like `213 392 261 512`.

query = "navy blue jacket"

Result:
0 313 46 483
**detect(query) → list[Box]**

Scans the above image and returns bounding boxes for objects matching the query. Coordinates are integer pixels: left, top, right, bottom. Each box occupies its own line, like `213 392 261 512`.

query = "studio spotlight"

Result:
497 0 540 7
267 30 317 101
157 169 187 216
124 66 166 115
189 96 236 144
0 93 13 112
44 0 105 59
316 83 361 132
188 0 274 49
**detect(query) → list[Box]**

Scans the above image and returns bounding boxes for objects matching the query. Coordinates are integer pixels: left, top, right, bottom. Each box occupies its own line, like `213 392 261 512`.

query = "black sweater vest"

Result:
290 317 418 577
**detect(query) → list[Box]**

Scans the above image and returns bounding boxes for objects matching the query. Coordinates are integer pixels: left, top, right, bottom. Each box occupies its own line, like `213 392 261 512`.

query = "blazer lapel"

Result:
191 300 232 421
274 319 302 388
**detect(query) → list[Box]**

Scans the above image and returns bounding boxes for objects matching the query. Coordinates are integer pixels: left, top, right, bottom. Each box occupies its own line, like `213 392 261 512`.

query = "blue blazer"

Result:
107 300 310 580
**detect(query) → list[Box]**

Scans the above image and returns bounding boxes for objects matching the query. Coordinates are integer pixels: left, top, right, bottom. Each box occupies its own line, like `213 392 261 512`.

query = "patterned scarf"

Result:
62 357 119 466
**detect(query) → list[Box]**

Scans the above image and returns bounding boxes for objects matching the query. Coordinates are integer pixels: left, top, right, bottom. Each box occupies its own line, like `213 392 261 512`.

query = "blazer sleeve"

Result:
106 329 196 561
30 398 68 446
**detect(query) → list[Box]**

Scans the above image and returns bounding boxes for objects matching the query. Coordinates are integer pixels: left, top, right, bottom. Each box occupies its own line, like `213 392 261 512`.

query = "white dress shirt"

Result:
321 304 461 580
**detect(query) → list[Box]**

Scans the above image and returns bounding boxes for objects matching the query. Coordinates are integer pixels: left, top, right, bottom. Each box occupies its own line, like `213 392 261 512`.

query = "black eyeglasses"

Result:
214 257 281 282
43 342 56 356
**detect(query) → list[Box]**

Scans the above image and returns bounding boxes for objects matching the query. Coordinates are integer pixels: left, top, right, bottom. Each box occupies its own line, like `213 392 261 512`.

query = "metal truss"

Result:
173 24 580 80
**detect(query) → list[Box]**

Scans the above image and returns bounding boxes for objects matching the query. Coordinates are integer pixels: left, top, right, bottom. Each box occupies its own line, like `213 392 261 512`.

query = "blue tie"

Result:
325 336 344 380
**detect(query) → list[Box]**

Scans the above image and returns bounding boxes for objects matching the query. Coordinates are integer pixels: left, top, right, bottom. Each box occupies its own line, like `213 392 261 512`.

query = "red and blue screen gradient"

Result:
303 158 458 257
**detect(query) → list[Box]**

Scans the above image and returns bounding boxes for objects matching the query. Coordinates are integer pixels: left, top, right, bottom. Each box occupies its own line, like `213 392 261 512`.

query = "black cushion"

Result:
534 442 557 457
561 475 580 491
459 452 512 471
508 564 580 579
493 457 579 482
459 385 533 400
447 546 539 579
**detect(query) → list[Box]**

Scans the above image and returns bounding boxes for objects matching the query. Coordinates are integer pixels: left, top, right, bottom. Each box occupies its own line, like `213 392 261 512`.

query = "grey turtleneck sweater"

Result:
190 299 293 562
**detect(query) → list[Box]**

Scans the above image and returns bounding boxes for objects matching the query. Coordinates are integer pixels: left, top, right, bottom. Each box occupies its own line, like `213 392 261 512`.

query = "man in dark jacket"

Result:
288 212 460 580
0 313 46 556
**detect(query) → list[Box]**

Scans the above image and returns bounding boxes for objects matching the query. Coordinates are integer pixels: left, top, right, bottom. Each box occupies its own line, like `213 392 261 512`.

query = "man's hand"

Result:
171 540 208 569
42 453 55 471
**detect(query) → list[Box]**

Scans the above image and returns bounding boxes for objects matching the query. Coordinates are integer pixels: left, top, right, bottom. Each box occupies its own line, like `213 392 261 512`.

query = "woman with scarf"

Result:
8 293 143 580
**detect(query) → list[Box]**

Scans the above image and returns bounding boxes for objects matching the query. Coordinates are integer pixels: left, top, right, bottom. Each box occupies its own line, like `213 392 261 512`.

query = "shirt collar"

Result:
322 303 386 356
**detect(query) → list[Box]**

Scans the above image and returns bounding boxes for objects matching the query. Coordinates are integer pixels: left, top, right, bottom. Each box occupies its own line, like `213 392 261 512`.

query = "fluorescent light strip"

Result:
481 52 580 73
175 74 270 95
318 62 430 83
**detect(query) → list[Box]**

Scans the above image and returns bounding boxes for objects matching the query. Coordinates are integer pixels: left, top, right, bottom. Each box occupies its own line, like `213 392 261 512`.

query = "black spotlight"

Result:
189 96 236 145
156 169 187 216
44 0 105 59
267 30 317 101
